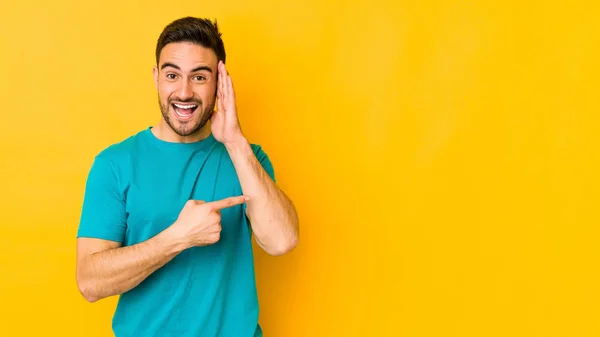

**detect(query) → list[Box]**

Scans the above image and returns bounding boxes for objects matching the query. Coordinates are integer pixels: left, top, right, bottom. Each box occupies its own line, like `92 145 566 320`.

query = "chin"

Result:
169 113 209 137
159 99 212 138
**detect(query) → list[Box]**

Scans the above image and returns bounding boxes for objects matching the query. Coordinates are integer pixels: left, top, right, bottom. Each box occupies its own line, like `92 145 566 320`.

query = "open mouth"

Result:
172 103 198 120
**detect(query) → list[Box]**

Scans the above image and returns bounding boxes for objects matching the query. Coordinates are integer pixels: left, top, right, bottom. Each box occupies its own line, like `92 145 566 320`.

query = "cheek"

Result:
195 86 216 102
158 84 173 102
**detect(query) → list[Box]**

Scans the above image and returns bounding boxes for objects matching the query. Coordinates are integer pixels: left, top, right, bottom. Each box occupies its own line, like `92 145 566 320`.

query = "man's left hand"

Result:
211 61 246 146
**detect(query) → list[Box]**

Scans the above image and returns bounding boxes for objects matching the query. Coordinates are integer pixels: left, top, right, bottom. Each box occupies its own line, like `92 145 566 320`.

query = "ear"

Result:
152 66 159 90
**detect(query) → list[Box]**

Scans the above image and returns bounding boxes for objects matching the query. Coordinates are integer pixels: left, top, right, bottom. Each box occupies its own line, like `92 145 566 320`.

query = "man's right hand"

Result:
170 195 249 248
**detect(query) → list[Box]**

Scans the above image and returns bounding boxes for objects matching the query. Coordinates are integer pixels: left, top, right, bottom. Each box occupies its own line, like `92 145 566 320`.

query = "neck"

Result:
152 119 212 143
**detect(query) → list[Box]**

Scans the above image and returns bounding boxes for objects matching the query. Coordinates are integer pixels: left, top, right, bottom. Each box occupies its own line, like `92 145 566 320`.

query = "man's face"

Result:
153 42 218 138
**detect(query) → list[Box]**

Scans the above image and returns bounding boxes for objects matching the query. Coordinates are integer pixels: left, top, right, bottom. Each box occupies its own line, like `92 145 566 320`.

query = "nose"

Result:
176 80 193 101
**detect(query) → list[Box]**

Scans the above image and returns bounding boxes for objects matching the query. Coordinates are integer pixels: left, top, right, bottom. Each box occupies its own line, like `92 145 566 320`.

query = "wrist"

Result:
224 136 250 153
159 224 190 254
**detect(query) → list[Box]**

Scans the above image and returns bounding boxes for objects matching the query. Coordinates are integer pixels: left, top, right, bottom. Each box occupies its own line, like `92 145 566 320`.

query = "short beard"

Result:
158 96 214 137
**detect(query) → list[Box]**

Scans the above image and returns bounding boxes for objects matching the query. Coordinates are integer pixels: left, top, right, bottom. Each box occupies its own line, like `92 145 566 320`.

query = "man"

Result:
75 17 299 337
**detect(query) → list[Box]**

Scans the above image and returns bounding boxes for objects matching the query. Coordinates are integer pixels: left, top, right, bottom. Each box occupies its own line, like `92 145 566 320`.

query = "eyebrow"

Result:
160 63 213 73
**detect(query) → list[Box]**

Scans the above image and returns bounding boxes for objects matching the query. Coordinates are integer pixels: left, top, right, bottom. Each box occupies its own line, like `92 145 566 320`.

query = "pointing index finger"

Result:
208 195 249 210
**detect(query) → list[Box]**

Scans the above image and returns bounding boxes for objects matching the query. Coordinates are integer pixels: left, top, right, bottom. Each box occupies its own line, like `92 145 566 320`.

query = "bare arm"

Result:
226 139 299 256
76 196 247 303
211 61 299 256
76 227 186 303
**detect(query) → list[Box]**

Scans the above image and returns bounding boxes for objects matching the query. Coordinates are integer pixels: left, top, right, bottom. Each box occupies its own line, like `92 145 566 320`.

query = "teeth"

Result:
174 103 197 109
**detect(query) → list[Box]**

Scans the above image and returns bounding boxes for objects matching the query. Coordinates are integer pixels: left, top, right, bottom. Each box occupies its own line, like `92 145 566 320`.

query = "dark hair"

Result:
155 17 226 65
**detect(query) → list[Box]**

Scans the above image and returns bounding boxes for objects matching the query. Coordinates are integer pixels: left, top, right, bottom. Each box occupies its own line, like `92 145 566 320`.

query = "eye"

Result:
166 73 177 80
194 75 206 82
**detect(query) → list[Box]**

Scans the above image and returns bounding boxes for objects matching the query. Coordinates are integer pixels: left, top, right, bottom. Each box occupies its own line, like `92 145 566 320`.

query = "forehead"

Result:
158 42 217 71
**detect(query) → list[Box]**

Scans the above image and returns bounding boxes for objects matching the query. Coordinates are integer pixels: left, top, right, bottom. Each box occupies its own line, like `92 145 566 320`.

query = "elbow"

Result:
255 213 300 256
77 282 99 303
82 293 100 303
268 235 298 256
76 275 100 303
268 213 300 256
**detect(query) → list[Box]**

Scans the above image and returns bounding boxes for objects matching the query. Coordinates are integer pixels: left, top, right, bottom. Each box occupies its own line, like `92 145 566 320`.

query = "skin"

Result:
152 41 217 143
75 41 299 303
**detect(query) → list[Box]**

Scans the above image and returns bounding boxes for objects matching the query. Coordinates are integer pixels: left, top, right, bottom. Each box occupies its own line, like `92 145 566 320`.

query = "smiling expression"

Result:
153 41 218 138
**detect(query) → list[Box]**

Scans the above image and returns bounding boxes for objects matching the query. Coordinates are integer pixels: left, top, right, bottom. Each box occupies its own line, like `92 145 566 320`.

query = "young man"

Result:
75 17 299 337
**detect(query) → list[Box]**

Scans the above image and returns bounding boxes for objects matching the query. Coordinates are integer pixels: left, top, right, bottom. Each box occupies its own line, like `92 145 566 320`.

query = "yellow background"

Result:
1 0 599 336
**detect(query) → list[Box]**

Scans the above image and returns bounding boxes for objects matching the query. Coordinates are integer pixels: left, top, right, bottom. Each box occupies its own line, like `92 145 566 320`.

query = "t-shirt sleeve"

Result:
76 155 127 243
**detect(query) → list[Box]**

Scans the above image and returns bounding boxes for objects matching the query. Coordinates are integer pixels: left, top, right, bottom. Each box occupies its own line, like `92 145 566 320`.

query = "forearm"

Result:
226 138 299 255
77 227 187 302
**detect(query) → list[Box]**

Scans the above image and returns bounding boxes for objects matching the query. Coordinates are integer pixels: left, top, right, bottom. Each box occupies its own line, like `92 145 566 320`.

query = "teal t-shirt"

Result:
76 127 275 337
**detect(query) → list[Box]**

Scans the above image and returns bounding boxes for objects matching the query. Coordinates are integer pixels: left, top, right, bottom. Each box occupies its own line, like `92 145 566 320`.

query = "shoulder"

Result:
92 128 153 168
87 129 147 181
95 131 143 163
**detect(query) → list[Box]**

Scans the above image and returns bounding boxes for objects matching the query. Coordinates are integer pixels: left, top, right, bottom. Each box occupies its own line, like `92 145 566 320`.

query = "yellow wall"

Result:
1 1 599 336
